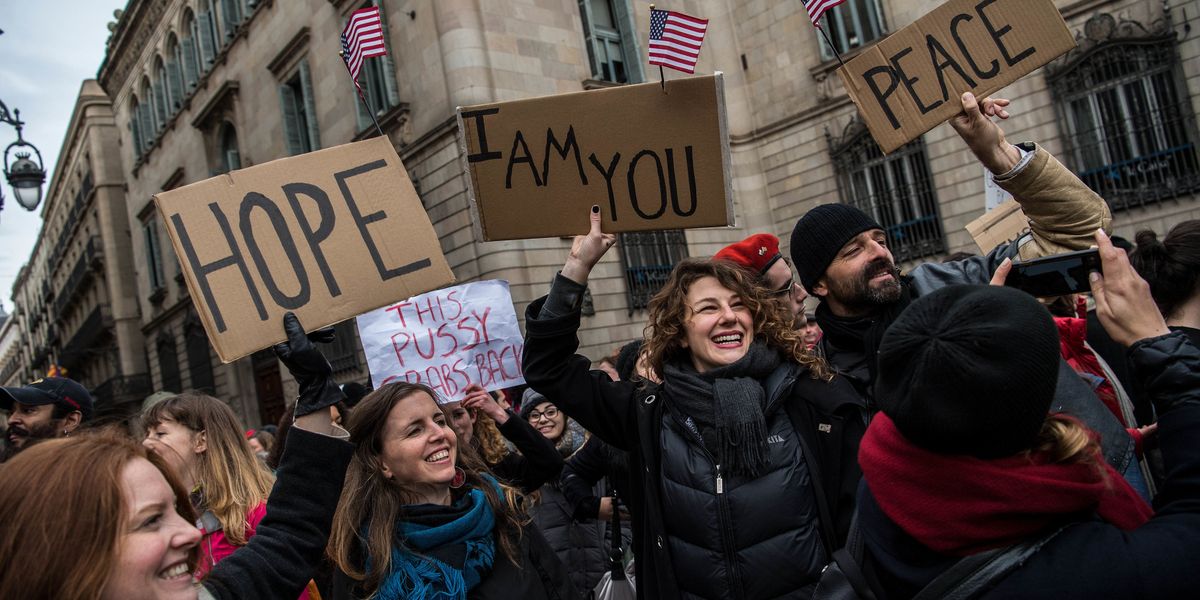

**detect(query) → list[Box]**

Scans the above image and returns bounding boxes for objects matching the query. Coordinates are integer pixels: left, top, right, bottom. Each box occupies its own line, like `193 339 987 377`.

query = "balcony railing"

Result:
92 373 152 421
53 236 104 318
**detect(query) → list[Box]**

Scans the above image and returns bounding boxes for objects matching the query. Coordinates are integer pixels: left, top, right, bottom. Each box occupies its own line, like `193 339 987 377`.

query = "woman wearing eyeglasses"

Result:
520 389 622 598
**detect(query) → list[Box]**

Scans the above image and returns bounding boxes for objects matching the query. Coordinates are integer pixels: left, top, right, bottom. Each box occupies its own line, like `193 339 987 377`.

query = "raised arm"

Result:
462 384 564 493
951 92 1112 260
523 206 640 450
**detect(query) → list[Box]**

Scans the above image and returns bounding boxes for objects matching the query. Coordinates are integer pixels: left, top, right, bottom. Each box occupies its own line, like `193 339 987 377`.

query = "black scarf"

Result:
662 339 783 478
815 279 914 383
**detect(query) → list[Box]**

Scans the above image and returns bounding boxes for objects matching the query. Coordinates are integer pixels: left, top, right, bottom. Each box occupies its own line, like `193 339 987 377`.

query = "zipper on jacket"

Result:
667 410 745 598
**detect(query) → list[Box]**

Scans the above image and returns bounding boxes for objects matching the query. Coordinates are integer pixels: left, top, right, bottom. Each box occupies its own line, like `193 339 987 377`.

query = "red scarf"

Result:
859 414 1152 556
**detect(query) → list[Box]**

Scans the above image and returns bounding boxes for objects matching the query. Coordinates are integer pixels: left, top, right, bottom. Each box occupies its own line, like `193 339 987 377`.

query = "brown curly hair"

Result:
642 258 830 380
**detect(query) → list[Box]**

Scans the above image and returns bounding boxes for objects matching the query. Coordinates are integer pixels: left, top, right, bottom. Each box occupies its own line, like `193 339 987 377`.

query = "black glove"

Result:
273 312 346 418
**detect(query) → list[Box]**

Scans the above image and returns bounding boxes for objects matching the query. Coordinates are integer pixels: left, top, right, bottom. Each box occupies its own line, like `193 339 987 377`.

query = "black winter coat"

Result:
859 332 1200 599
523 294 865 599
531 477 628 597
487 408 565 493
201 427 354 600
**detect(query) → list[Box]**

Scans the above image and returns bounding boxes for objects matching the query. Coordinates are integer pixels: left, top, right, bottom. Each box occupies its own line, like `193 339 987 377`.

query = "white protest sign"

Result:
984 167 1011 211
356 280 525 402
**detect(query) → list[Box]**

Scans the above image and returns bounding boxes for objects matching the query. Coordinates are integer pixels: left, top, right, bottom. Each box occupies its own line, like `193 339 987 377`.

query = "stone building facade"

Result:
6 0 1199 425
5 81 147 421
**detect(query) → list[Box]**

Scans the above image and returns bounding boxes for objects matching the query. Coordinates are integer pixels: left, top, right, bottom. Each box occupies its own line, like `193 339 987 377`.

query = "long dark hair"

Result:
327 382 527 593
1131 221 1200 320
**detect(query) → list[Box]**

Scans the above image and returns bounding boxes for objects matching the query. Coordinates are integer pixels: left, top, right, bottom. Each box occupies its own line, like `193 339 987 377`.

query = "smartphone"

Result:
1004 248 1102 297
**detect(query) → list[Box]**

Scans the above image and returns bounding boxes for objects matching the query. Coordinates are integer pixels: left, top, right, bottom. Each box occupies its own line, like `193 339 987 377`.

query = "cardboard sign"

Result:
966 197 1030 253
838 0 1075 154
456 73 733 240
355 280 524 403
155 137 455 363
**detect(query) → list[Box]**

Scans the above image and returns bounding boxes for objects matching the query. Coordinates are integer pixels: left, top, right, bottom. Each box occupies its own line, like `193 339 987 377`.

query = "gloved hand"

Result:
273 312 346 417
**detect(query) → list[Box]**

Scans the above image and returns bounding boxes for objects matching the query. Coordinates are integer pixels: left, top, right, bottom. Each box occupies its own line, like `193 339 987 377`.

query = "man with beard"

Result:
789 92 1139 488
714 232 808 322
0 377 94 462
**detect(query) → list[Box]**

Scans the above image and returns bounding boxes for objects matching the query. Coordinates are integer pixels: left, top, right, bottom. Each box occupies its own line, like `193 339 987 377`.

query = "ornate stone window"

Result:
1047 13 1200 211
829 120 944 262
579 0 644 84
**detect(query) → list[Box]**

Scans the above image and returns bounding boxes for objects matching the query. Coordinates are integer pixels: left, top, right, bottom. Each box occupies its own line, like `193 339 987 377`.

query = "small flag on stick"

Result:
802 0 847 26
648 8 708 75
341 6 387 88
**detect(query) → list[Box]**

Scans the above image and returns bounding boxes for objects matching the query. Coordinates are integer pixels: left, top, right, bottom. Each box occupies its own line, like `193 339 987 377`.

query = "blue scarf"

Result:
375 484 498 600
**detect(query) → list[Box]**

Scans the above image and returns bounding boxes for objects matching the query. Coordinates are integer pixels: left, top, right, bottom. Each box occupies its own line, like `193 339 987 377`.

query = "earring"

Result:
450 467 466 489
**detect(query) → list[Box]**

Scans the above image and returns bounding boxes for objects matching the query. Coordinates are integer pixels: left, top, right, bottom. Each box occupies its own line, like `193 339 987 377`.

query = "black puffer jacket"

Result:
860 332 1200 599
531 476 629 597
523 290 863 599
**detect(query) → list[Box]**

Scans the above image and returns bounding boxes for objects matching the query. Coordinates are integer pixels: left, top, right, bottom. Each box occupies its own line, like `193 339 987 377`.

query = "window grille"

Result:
618 230 688 310
1048 20 1200 211
830 121 944 262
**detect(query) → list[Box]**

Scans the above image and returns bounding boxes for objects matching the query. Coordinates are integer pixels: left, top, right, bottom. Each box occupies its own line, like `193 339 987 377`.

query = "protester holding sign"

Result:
523 207 871 599
326 382 575 599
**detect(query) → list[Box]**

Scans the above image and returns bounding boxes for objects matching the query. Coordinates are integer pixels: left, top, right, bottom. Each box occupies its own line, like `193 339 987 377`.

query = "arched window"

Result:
181 10 202 87
219 122 241 173
1047 13 1200 211
165 34 185 108
200 0 223 59
140 77 157 142
220 0 243 40
130 97 144 155
154 56 172 118
195 2 217 69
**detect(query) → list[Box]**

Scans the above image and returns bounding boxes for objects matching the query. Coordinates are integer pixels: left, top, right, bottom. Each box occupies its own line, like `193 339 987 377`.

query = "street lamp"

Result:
0 99 46 220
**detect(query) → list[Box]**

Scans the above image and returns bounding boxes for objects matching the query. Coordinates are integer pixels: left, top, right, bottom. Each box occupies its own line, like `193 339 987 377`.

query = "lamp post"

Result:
0 99 46 222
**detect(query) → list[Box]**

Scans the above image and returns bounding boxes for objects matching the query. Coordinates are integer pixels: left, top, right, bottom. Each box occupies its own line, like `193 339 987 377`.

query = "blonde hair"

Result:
643 258 830 380
143 392 274 546
472 411 509 465
1028 414 1109 481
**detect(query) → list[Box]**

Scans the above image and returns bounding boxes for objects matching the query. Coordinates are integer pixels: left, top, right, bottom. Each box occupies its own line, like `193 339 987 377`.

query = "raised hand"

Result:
461 383 509 425
949 92 1021 175
561 205 618 285
273 312 347 417
1089 230 1171 347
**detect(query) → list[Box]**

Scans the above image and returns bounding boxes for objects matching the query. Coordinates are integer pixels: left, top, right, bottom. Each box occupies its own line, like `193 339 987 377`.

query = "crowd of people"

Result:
2 90 1200 599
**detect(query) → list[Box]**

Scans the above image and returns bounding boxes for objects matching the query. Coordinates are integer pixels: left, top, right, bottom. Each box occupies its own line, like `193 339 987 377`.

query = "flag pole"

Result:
340 50 386 138
650 4 666 91
815 24 848 71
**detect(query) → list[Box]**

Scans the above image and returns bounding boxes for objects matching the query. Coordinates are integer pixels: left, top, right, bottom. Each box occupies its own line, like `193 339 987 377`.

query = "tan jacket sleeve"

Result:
993 143 1113 260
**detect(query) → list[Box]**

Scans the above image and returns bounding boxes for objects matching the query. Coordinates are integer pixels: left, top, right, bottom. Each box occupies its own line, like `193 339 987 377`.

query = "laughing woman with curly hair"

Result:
521 208 869 600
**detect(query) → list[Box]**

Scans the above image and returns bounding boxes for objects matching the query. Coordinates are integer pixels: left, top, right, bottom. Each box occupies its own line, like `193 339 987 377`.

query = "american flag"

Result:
803 0 847 26
341 6 387 84
648 8 708 75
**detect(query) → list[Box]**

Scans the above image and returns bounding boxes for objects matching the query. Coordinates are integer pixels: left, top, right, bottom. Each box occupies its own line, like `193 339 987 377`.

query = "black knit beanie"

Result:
874 285 1061 459
789 203 883 294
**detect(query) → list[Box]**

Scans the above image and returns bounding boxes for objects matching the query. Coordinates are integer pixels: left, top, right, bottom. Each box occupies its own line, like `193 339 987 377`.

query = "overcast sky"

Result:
0 1 127 313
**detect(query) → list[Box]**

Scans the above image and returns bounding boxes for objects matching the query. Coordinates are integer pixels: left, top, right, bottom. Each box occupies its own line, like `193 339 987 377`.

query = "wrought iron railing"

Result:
92 373 152 419
1047 23 1200 211
829 123 945 263
618 230 689 311
54 236 103 318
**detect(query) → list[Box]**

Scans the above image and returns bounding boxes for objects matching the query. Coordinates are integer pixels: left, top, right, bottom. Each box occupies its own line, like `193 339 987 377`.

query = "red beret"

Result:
714 233 782 276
